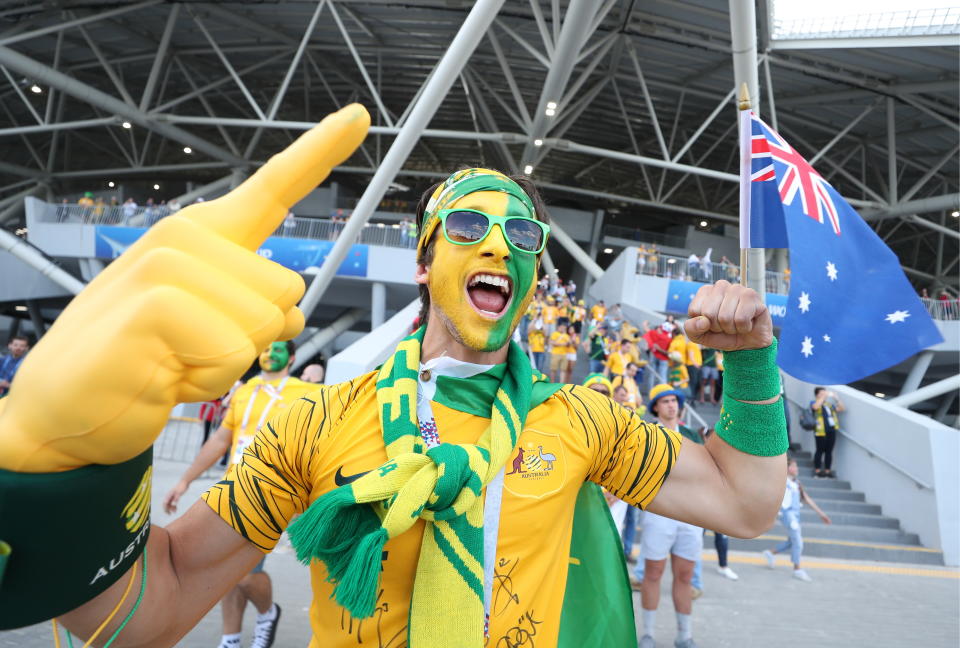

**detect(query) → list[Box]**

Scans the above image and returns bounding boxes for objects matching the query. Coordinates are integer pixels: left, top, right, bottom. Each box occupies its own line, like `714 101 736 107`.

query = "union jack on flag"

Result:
751 113 841 235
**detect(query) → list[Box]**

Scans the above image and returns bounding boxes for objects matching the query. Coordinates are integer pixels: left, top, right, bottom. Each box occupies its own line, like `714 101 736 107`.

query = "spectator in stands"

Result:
527 318 546 372
811 387 844 478
613 385 631 409
300 364 325 383
642 320 672 393
612 362 643 412
539 295 557 338
590 299 606 325
647 244 659 275
547 323 572 383
699 347 720 404
283 211 297 234
700 248 713 282
637 244 647 274
399 216 412 248
763 457 832 582
920 288 929 299
0 334 30 397
605 303 624 334
606 337 630 380
78 191 95 212
582 372 612 397
565 279 576 300
584 322 608 374
668 351 690 399
685 336 702 407
686 253 700 281
120 197 137 225
562 323 579 384
571 299 586 334
635 384 704 648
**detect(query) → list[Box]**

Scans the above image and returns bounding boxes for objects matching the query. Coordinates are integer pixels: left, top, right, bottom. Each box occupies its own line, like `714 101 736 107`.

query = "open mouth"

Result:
466 272 513 318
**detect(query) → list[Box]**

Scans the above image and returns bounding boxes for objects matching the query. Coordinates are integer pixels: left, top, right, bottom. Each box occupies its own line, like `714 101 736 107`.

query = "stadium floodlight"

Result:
524 165 534 174
108 181 115 188
121 121 132 129
153 184 160 190
534 139 543 147
183 147 192 154
30 84 41 94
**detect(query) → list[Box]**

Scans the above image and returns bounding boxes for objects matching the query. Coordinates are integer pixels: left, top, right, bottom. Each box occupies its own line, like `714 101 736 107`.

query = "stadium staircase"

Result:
722 446 945 565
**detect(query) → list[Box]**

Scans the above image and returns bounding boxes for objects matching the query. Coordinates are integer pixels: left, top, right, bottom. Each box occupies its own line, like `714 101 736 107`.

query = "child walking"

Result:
763 457 832 581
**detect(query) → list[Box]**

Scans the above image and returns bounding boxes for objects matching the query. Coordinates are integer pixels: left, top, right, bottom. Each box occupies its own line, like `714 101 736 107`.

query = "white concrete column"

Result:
371 282 386 330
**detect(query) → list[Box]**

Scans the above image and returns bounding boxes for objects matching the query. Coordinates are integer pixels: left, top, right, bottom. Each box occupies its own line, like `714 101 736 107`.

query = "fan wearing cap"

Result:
636 384 704 648
1 109 786 648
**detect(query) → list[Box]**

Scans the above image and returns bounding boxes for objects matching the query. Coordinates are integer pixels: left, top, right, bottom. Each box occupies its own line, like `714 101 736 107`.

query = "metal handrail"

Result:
635 251 790 295
32 201 419 251
785 395 933 490
919 297 960 321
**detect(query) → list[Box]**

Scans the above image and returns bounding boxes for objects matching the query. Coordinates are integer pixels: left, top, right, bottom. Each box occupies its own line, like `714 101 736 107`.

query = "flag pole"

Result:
737 82 766 303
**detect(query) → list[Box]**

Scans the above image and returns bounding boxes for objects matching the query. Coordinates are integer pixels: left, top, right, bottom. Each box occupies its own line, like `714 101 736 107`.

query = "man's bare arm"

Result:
646 427 785 538
646 281 787 538
61 503 262 648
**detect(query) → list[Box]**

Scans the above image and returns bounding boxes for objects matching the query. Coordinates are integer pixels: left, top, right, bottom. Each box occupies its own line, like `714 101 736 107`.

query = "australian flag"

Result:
740 110 943 385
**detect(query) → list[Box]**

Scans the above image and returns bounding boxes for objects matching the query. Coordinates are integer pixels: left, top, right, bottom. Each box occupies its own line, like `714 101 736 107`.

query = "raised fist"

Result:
684 280 773 352
0 105 371 472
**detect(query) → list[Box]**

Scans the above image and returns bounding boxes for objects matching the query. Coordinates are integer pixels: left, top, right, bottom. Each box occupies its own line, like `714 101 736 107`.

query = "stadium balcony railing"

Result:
635 251 790 296
919 297 960 321
34 202 419 250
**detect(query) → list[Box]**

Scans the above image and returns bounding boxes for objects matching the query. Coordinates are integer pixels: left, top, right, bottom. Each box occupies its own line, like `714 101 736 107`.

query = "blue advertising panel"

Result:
94 226 368 277
664 279 787 327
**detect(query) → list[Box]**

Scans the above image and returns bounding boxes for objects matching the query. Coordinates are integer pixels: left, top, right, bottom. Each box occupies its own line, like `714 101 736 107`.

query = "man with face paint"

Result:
162 340 315 648
1 109 786 648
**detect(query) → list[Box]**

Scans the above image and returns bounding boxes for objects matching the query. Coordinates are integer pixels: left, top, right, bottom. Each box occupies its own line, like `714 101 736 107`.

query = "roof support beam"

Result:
327 0 394 128
519 0 598 170
139 3 179 111
901 144 960 203
0 45 247 167
863 193 960 222
0 0 162 48
902 214 960 241
190 11 266 120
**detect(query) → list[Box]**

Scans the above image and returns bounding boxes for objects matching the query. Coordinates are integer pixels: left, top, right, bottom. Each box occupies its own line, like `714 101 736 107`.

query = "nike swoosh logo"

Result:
334 466 370 487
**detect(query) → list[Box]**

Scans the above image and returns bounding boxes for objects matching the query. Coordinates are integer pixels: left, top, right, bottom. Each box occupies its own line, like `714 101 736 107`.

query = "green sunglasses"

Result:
435 208 551 254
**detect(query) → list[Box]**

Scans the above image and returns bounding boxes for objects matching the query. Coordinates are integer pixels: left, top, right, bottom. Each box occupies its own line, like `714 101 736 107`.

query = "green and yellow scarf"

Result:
289 326 548 646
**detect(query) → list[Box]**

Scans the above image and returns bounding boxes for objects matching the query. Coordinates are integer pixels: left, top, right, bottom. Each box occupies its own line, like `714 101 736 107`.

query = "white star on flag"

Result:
798 292 811 313
885 310 910 324
826 261 838 281
801 336 814 357
823 334 831 342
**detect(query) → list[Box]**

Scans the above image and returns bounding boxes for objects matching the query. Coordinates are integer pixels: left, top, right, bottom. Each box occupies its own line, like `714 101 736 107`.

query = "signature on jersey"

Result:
494 610 542 648
340 588 406 648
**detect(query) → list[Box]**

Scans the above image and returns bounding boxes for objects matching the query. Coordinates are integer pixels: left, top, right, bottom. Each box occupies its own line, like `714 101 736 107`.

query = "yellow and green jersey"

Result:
203 371 680 648
220 375 317 465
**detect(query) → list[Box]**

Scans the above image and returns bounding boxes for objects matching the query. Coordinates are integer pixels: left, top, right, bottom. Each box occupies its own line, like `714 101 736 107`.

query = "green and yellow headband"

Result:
416 168 536 257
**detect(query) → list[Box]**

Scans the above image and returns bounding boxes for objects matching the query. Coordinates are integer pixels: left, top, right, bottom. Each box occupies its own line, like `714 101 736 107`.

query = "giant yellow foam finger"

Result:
0 105 371 627
189 103 371 250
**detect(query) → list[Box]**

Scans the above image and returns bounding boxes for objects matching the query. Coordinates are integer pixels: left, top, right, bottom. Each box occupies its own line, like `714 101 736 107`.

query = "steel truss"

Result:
0 0 955 287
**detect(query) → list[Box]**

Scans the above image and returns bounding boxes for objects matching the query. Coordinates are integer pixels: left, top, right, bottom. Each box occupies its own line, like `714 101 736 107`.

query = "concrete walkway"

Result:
3 456 957 648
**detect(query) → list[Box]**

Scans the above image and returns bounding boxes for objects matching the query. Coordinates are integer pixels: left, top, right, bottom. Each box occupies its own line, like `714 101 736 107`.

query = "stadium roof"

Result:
0 0 956 286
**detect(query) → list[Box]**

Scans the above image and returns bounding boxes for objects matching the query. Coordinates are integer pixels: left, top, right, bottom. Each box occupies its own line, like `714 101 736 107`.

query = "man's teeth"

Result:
469 273 511 295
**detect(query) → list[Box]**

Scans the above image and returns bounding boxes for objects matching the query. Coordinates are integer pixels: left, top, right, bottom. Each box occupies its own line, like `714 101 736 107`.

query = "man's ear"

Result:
414 262 429 286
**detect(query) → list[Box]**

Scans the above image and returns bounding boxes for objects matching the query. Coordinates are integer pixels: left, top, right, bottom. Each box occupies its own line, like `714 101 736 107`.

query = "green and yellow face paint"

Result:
259 341 290 372
419 168 549 352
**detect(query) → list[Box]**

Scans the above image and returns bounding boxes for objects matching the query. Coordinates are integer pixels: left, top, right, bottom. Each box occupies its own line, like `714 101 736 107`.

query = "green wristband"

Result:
716 396 789 457
721 340 781 401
